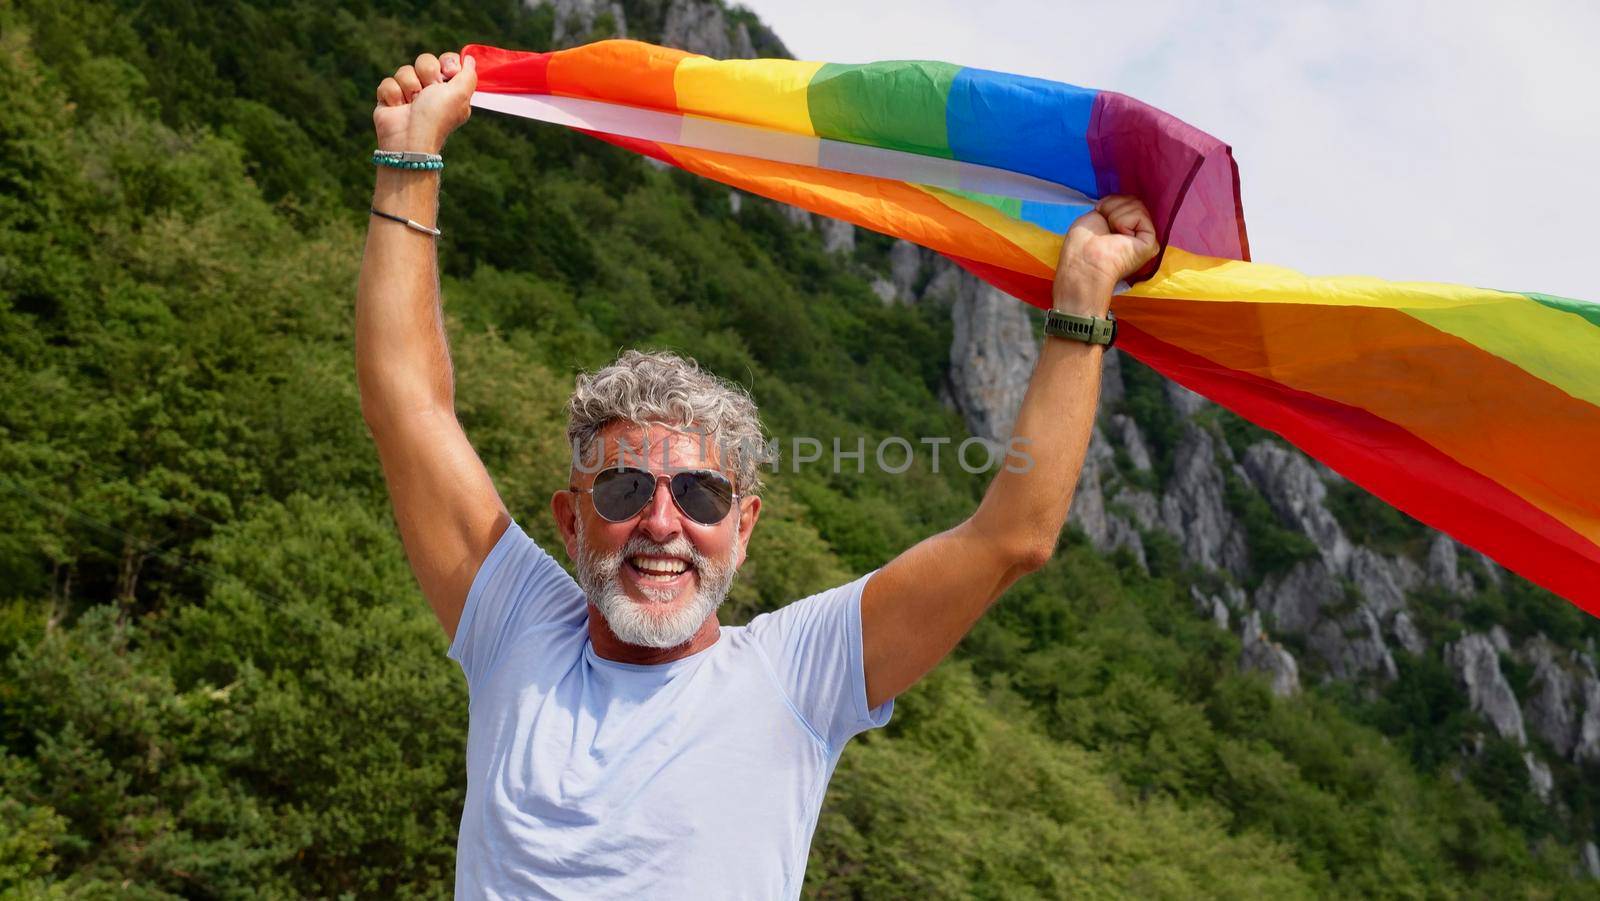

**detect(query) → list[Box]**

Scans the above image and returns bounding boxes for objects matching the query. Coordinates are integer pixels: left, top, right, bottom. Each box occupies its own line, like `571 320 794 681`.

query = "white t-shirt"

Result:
447 521 894 899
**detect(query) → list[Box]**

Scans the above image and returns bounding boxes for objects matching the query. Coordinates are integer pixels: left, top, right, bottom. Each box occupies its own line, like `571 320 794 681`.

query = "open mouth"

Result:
623 555 697 594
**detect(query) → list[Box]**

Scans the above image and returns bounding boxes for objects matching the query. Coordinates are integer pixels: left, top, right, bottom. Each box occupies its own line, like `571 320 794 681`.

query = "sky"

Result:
736 0 1600 299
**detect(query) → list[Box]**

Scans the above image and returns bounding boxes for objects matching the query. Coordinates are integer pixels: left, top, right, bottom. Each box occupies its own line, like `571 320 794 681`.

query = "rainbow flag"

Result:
463 40 1600 616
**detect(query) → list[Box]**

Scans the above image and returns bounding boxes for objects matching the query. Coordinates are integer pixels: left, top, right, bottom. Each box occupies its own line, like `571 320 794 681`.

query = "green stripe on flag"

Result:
943 188 1023 220
1524 292 1600 330
808 61 960 158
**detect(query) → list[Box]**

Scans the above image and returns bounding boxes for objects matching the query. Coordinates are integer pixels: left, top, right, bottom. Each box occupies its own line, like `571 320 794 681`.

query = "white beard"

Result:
574 520 741 650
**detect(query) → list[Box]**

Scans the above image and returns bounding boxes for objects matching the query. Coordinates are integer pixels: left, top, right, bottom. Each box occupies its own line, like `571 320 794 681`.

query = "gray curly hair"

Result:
566 350 768 495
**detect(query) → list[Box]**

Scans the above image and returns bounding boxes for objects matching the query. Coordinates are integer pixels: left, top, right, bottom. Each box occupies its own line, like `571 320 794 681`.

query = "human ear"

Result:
551 489 580 562
734 496 762 567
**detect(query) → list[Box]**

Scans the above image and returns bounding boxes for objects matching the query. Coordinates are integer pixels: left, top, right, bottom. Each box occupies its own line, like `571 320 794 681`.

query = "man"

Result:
357 50 1158 899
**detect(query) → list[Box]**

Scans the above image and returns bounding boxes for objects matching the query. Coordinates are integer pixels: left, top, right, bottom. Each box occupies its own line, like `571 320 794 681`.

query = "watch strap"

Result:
1044 309 1117 347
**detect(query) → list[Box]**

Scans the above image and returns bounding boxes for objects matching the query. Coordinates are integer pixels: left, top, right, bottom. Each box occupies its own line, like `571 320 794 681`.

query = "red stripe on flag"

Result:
585 131 681 167
1116 321 1600 616
942 254 1055 309
462 44 550 94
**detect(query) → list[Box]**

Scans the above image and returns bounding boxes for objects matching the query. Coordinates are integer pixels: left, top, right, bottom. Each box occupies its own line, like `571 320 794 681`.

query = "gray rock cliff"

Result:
1446 633 1527 745
1110 414 1152 473
1067 426 1147 570
536 0 628 46
661 0 757 58
1427 534 1474 596
1577 671 1600 764
1523 638 1580 757
1391 610 1427 656
944 272 1038 444
1242 442 1353 574
1159 424 1250 578
886 240 923 304
818 217 855 255
1099 348 1126 408
1525 751 1554 802
1240 610 1301 697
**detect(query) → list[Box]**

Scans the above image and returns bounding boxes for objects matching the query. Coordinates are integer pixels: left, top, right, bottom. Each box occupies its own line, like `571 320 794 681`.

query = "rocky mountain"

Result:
532 0 788 58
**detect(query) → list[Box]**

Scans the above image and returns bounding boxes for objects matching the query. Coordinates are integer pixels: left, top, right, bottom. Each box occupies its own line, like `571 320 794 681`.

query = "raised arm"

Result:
357 51 507 639
859 196 1159 709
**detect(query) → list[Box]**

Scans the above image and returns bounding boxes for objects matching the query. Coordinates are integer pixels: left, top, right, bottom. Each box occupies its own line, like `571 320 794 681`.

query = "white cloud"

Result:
736 0 1600 298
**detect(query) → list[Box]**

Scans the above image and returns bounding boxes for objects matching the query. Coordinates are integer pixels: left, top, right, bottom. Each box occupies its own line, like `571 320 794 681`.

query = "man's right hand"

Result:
374 51 478 154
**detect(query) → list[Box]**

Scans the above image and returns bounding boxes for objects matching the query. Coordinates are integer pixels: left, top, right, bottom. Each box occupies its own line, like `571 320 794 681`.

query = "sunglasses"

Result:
569 467 739 526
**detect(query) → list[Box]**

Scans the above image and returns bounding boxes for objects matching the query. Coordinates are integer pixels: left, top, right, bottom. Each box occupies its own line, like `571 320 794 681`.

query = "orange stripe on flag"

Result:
659 146 1056 280
1116 295 1600 545
546 40 691 112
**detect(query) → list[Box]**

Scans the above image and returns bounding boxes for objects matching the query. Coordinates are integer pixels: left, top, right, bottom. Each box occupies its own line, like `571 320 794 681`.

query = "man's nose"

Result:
637 478 682 542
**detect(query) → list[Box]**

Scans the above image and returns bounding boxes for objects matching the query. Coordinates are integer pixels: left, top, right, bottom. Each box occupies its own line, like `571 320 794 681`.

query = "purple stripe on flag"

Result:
1088 91 1250 273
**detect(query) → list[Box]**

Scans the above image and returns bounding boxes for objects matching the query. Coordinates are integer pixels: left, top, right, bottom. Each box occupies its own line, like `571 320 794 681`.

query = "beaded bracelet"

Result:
373 150 443 172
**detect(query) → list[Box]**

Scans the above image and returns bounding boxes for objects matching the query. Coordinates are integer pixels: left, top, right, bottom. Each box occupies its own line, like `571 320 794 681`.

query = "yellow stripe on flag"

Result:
1130 249 1600 409
674 58 825 136
913 185 1059 276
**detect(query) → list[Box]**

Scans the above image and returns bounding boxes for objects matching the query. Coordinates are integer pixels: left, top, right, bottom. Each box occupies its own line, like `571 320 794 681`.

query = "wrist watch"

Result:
1044 309 1117 347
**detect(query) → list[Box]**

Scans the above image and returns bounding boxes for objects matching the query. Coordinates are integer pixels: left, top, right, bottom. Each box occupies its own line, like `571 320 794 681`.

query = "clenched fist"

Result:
1052 195 1160 316
374 51 478 154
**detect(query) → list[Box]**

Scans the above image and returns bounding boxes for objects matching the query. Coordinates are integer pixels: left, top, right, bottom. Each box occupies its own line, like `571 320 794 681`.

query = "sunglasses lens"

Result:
671 471 734 525
590 468 657 522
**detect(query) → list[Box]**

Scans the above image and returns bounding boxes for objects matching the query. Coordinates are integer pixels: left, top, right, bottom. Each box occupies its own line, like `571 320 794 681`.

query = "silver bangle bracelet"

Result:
369 207 441 237
372 150 442 163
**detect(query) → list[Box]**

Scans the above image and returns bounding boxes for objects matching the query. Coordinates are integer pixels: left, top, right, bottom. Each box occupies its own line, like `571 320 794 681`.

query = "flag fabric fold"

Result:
463 39 1600 615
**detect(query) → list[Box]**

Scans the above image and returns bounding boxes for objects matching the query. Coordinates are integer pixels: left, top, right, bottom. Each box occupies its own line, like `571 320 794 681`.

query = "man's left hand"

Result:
1052 195 1160 315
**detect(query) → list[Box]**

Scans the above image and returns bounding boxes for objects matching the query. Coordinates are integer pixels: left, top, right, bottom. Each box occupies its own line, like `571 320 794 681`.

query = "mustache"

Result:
612 535 714 572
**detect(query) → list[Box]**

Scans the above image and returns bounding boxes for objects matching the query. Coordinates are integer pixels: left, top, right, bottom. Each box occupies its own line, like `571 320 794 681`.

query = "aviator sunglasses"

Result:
569 467 739 526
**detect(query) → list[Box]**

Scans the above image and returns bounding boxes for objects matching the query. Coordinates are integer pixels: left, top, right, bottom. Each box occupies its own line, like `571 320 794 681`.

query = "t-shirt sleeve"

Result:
446 520 586 693
747 570 894 750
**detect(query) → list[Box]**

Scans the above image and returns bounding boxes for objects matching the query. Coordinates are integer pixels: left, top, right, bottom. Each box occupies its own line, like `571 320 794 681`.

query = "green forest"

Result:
2 0 1598 896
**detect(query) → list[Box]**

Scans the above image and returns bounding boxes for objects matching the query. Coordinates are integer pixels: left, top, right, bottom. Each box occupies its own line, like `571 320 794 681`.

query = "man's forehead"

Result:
595 421 724 468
